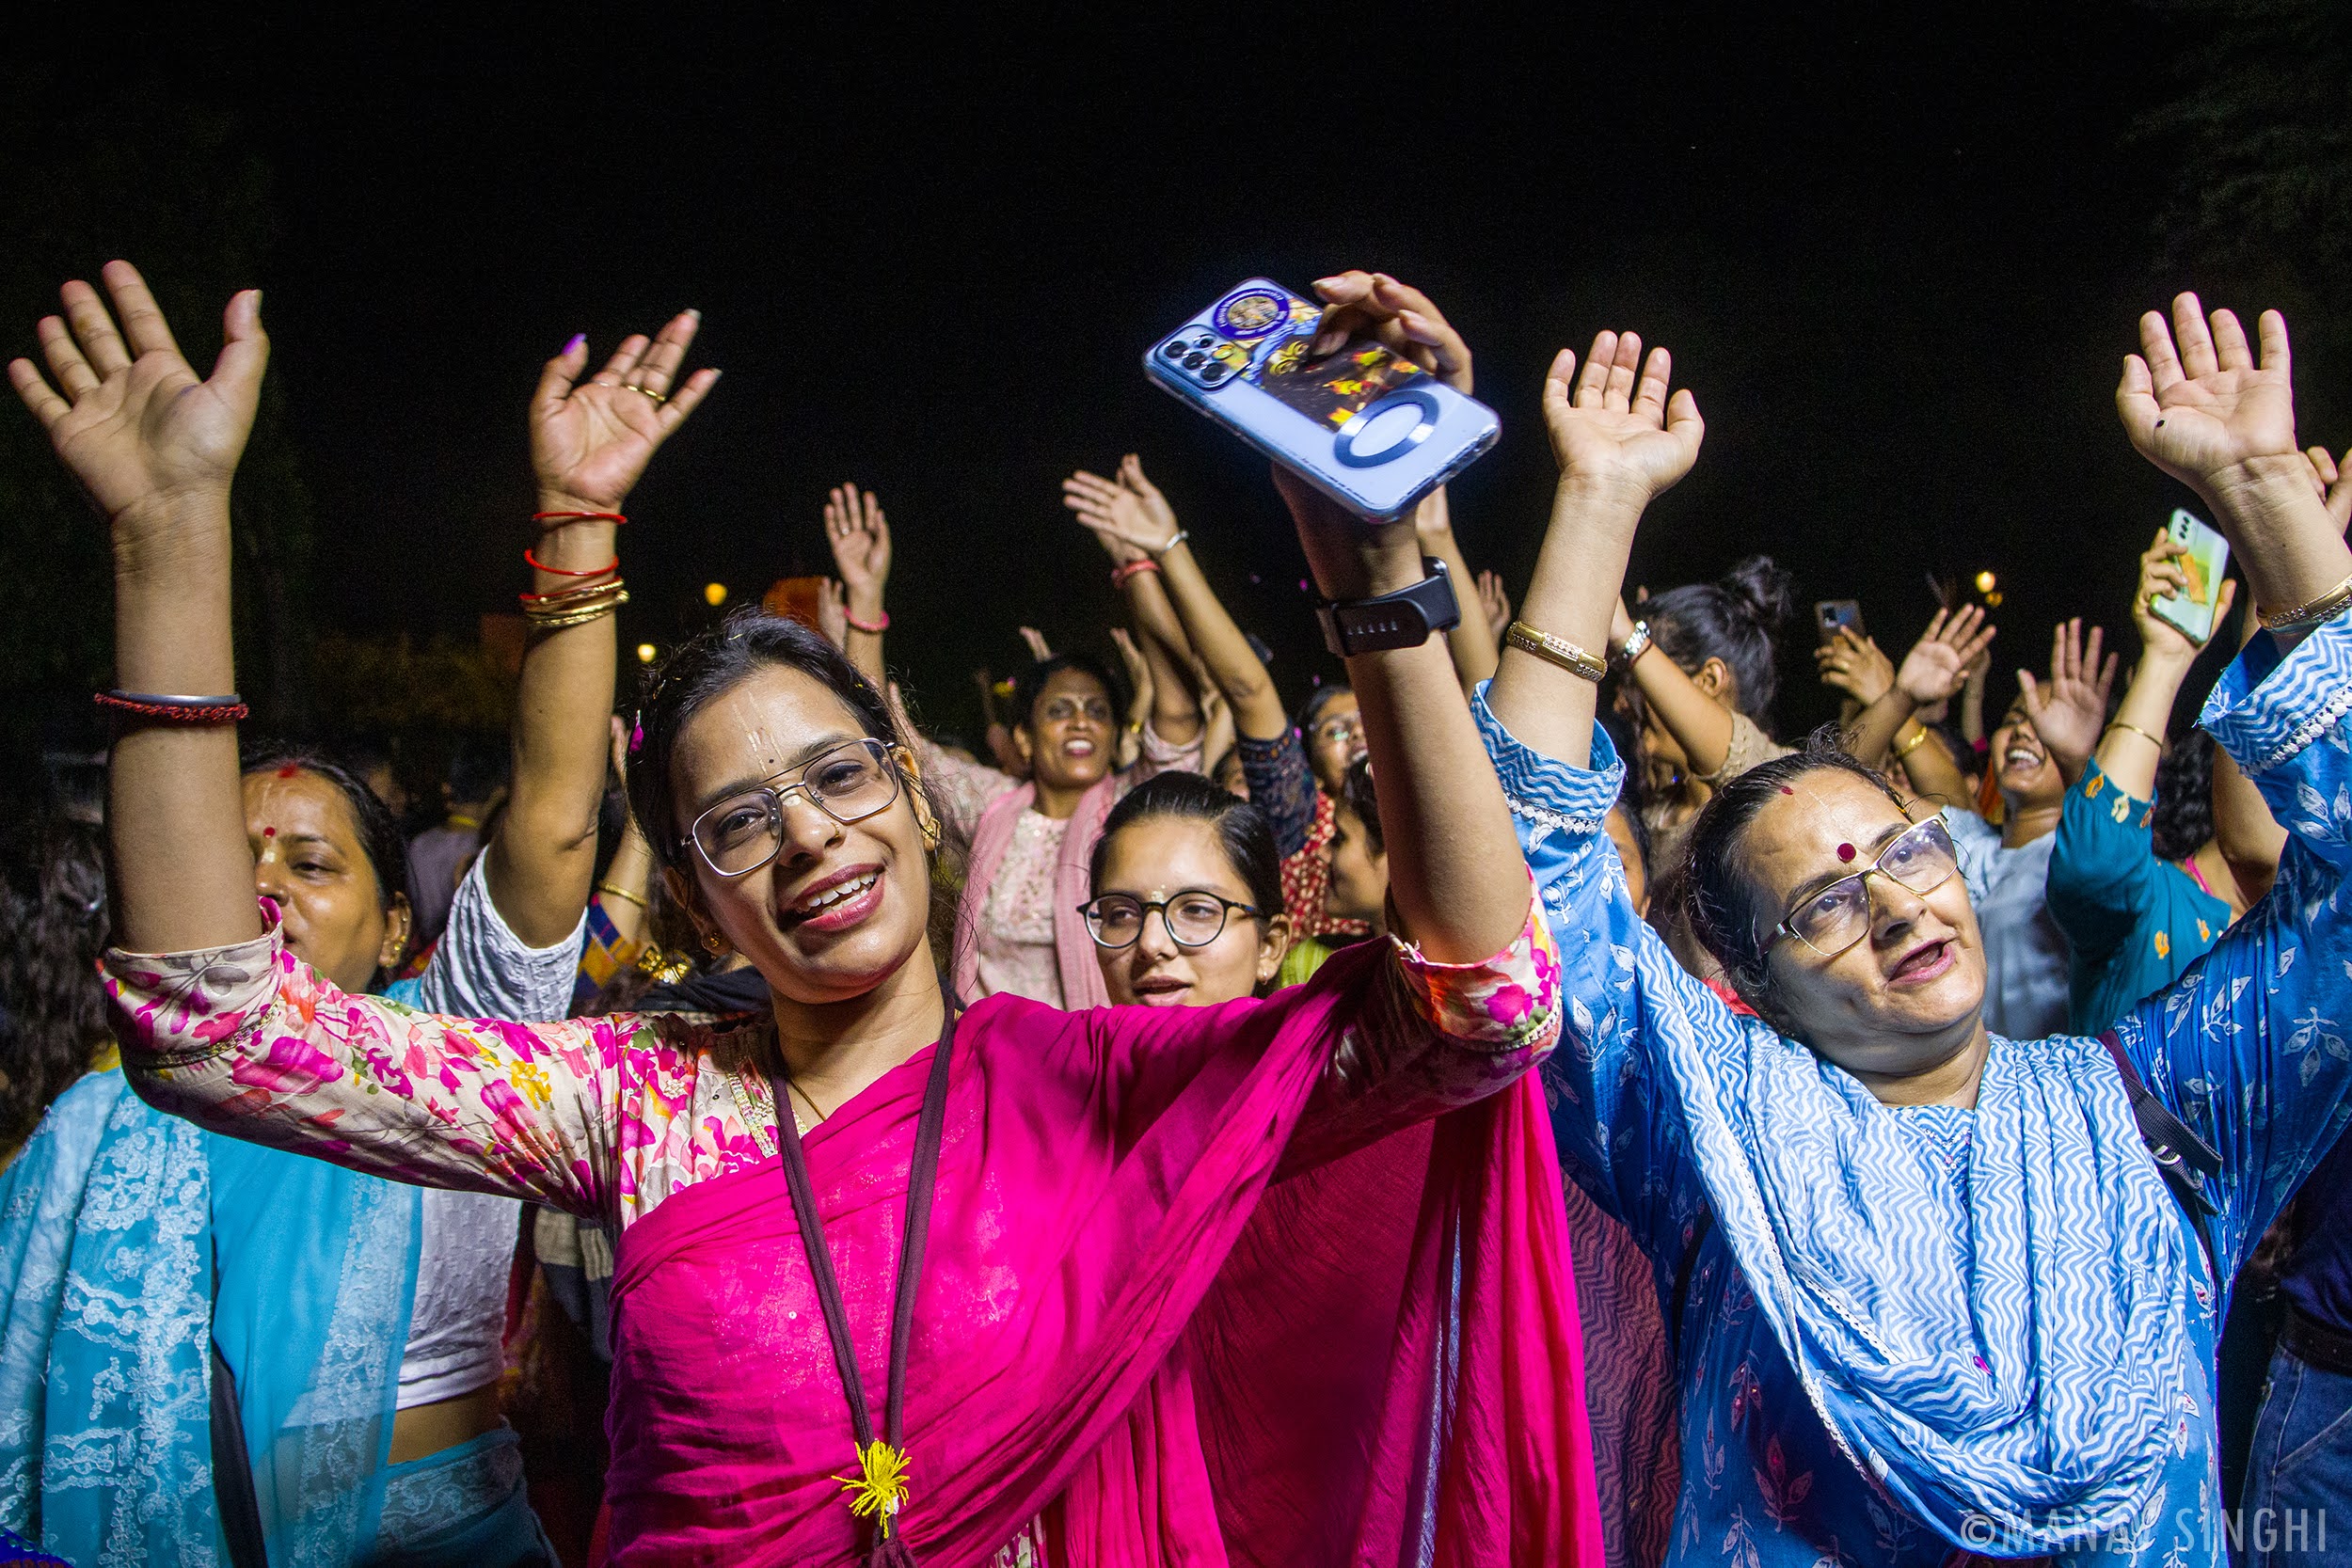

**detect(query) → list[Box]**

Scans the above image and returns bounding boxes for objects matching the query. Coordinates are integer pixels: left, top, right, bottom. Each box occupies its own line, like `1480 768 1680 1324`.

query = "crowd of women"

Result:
2 256 2350 1568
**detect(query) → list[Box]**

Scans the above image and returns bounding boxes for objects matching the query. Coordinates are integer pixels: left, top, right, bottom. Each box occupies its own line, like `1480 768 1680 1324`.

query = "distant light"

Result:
704 581 728 607
1984 591 2005 608
1974 570 1997 594
636 642 659 664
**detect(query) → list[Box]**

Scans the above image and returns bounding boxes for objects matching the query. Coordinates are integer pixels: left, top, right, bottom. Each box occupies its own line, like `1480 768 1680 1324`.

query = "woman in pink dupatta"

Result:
87 267 1595 1564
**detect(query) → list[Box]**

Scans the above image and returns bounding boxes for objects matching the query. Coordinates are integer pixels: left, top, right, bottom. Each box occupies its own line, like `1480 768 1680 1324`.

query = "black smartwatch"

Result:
1315 558 1461 658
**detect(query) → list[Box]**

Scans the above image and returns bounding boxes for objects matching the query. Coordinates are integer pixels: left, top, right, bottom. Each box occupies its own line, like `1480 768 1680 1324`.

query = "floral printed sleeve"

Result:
2116 613 2352 1275
103 925 699 1221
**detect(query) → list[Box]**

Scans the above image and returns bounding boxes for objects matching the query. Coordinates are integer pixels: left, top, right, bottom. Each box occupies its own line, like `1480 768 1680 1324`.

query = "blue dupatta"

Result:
0 1069 420 1565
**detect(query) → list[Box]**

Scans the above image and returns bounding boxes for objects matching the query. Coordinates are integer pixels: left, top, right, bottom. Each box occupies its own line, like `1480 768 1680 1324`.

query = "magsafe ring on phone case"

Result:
1333 388 1441 468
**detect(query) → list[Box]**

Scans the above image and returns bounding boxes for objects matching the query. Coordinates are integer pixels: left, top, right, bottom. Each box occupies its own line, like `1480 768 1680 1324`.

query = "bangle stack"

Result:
521 530 628 629
1504 619 1608 684
2258 568 2352 632
93 689 249 725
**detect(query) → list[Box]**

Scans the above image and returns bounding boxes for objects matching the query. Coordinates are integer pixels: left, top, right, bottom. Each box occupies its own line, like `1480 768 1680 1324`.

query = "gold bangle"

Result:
596 881 650 912
523 590 630 629
1504 620 1608 684
2104 720 2167 751
2258 568 2352 631
1893 724 1932 759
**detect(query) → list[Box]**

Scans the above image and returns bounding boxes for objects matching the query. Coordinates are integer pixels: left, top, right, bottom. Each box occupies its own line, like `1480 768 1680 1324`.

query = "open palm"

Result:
1541 329 1704 504
531 310 717 510
1062 468 1166 562
2117 293 2298 494
823 485 892 602
1896 605 1997 705
2018 618 2117 776
8 261 265 530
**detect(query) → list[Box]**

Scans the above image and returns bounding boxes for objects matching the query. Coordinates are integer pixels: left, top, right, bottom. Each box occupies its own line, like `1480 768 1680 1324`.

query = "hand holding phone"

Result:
1143 277 1499 520
1815 599 1866 646
2146 509 2233 645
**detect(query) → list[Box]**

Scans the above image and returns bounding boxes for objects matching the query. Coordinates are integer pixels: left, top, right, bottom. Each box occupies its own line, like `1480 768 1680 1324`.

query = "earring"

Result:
703 930 728 957
920 814 943 852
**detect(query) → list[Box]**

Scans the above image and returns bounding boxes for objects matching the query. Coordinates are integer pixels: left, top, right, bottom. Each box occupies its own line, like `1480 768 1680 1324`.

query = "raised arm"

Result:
1413 487 1498 689
2085 531 2233 800
10 263 265 957
500 314 717 946
824 483 891 689
1486 328 1705 769
1838 608 1995 800
1064 457 1288 741
2112 294 2352 1256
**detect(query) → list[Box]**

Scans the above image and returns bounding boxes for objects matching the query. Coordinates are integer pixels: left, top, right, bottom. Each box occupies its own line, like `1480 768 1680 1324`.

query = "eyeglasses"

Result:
1078 890 1260 949
685 738 903 879
1769 816 1960 959
1311 714 1364 745
1039 696 1114 726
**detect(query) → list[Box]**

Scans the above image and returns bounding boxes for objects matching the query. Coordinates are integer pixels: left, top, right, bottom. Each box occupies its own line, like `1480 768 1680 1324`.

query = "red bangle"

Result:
844 609 890 634
95 689 249 724
532 510 627 527
1111 559 1161 588
524 548 620 578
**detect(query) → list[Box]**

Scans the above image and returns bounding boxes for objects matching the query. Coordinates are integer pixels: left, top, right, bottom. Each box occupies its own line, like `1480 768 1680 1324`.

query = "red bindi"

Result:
276 766 299 779
262 827 276 837
1836 843 1857 862
1780 785 1795 795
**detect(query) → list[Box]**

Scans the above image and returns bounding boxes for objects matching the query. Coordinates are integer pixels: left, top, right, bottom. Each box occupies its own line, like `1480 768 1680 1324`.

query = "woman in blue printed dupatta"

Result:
1472 296 2352 1565
0 263 715 1564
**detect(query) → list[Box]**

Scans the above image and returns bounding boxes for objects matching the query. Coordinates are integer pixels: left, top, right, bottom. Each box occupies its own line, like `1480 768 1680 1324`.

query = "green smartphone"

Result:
2151 509 2231 645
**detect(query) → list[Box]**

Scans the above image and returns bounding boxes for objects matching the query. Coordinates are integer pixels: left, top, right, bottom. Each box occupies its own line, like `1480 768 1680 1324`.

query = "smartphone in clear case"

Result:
1142 278 1500 519
2151 508 2232 645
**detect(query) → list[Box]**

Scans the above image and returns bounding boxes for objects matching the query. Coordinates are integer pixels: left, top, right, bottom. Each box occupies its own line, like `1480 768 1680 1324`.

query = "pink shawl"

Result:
605 942 1601 1565
952 777 1119 1010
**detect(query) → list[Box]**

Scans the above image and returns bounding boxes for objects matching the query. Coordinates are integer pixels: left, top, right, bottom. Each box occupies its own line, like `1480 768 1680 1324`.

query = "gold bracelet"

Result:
596 881 650 912
1893 724 1932 759
523 590 630 629
2258 567 2352 631
1504 620 1608 684
2104 720 2167 751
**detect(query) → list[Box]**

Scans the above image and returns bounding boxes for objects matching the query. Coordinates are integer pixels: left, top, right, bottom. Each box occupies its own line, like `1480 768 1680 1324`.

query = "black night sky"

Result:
7 7 2341 757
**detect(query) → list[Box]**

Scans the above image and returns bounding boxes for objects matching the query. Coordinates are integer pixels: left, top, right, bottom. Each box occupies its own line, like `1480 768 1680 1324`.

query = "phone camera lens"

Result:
1184 353 1206 369
1202 365 1228 382
1163 341 1186 358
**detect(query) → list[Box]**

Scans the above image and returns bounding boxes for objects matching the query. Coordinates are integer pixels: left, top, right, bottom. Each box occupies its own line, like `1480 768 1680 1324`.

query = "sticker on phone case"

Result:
1213 286 1295 341
1255 341 1428 429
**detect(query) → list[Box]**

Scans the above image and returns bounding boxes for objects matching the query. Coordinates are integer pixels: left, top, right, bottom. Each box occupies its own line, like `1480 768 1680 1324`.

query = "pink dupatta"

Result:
605 942 1600 1566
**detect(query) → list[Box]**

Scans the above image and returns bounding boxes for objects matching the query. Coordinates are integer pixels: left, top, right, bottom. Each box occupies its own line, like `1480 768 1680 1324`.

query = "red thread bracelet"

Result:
532 510 627 527
844 610 890 634
524 548 620 578
94 690 249 724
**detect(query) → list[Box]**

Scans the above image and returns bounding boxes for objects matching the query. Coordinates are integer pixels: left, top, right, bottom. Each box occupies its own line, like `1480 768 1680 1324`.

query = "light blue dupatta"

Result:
0 1069 420 1566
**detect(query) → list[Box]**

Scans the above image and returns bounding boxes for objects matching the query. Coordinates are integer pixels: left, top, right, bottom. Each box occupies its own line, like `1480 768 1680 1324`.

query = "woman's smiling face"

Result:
1090 815 1286 1008
663 664 934 1006
1018 669 1116 793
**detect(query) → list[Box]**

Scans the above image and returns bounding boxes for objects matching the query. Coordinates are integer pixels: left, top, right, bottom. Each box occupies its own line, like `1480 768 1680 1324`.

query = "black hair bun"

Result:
1718 555 1796 634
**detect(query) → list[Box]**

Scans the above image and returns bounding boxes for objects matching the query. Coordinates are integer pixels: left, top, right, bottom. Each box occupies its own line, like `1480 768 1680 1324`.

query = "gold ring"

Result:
628 384 667 404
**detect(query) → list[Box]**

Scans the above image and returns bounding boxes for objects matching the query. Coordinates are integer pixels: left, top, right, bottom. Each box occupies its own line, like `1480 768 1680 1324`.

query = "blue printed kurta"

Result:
1476 613 2352 1566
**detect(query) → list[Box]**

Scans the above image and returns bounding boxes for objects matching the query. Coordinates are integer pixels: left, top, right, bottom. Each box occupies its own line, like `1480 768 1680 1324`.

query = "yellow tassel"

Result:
834 1440 912 1533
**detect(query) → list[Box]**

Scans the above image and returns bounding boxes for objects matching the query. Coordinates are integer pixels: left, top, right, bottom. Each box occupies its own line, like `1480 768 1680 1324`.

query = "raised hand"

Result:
1477 569 1513 643
816 578 850 652
2305 444 2352 534
1307 271 1472 392
532 311 717 513
823 485 893 610
9 261 265 536
1895 605 1997 705
1062 466 1170 562
1540 330 1706 508
2133 527 2238 658
1019 626 1053 662
2017 618 2118 777
1108 626 1152 701
1815 627 1896 705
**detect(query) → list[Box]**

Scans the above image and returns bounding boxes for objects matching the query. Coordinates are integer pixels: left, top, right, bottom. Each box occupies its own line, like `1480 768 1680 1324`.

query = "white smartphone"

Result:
2150 509 2231 645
